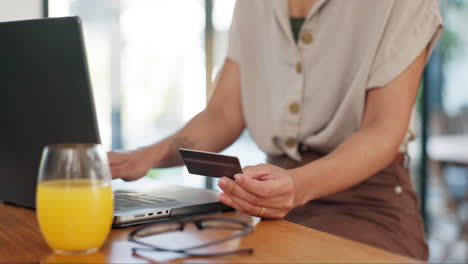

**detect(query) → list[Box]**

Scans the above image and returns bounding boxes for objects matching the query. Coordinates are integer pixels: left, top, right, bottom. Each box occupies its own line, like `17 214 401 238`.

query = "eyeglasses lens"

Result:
131 219 253 259
135 222 182 238
201 219 246 230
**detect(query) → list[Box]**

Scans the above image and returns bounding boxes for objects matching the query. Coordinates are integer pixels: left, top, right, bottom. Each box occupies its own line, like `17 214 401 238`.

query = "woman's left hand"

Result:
217 164 302 219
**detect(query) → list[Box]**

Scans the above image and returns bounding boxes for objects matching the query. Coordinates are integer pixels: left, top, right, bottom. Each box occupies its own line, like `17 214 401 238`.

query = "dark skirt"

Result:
267 152 429 260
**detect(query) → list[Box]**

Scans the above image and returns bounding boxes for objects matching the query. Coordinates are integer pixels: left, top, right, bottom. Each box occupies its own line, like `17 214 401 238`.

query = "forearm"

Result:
143 109 244 168
291 124 401 205
292 48 427 206
134 59 244 168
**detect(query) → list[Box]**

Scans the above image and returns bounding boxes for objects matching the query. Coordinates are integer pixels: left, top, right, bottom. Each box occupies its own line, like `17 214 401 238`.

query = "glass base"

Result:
54 248 98 255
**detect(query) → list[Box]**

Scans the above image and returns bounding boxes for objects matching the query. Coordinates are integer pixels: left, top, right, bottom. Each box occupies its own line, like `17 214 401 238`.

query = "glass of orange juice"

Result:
36 143 113 255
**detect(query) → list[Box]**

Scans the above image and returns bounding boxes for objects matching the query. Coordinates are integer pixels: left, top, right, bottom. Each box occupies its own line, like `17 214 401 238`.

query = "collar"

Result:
272 0 330 44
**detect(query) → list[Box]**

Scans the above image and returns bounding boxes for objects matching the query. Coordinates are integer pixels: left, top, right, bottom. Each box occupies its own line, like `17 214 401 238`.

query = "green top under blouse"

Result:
290 17 306 43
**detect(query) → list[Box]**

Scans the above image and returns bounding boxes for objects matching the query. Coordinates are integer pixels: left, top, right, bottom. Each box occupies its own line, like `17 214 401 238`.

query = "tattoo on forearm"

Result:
158 136 197 168
172 136 196 150
169 136 195 165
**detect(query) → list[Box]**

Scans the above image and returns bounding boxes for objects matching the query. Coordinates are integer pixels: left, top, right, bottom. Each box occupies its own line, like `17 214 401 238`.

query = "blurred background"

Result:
1 0 467 262
46 0 265 190
417 1 468 262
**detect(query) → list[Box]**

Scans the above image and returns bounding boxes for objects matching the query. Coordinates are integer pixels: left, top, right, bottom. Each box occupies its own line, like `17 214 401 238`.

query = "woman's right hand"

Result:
107 147 156 181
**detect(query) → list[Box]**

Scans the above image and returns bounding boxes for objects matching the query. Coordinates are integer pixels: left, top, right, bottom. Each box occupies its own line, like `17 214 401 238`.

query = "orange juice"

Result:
36 179 113 253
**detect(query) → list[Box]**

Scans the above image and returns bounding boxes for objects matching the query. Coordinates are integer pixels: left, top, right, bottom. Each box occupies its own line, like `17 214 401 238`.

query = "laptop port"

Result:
157 211 162 215
148 213 153 216
134 214 145 218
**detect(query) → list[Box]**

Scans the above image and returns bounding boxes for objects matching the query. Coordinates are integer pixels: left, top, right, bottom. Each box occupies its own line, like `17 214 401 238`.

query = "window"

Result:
421 1 468 262
48 0 265 188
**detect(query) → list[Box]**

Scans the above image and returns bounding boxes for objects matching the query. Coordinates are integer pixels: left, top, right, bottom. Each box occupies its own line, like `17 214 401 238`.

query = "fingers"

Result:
234 173 288 198
242 164 274 179
107 152 130 179
218 193 254 216
107 149 153 181
218 164 296 217
218 193 284 219
111 164 149 181
218 177 289 209
110 165 125 180
107 151 128 166
107 153 143 181
218 177 257 200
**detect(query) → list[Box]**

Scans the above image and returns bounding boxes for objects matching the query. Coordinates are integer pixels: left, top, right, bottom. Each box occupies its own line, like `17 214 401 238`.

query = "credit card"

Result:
178 148 243 179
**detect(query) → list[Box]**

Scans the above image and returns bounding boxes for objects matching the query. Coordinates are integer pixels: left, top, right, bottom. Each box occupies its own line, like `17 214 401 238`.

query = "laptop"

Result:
0 16 231 227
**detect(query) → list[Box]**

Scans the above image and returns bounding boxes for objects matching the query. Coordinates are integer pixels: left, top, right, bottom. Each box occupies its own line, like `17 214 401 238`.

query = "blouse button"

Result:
296 63 302 73
394 185 403 194
289 103 300 114
286 138 297 148
301 33 313 44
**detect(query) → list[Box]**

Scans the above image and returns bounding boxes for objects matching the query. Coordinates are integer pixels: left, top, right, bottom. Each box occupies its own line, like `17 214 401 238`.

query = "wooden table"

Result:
0 203 421 263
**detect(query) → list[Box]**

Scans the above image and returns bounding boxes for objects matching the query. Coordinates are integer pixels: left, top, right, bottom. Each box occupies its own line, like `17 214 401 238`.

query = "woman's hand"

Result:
107 147 156 181
217 164 303 219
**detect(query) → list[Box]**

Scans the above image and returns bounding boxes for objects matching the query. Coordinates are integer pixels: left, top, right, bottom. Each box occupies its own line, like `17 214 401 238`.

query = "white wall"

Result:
0 0 42 22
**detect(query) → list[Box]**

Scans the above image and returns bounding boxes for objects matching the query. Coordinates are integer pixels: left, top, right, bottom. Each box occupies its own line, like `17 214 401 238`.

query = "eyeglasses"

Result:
129 217 254 258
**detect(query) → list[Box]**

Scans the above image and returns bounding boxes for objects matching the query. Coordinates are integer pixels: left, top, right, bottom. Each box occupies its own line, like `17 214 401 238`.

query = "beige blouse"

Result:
227 0 443 161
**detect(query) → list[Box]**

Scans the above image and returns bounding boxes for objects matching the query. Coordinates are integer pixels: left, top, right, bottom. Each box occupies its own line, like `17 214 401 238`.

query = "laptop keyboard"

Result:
114 190 178 211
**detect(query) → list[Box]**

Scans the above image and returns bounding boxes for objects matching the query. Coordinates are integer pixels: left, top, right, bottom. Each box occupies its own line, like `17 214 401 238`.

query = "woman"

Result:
109 0 443 260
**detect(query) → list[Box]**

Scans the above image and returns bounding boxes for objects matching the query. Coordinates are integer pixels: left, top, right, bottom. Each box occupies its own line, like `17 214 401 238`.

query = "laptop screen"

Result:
0 17 100 208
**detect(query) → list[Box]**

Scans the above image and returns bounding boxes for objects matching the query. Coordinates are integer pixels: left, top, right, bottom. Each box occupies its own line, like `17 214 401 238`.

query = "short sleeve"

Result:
366 0 443 89
226 0 244 63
